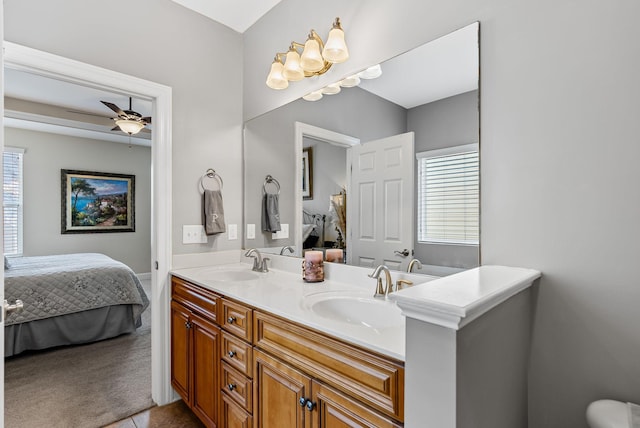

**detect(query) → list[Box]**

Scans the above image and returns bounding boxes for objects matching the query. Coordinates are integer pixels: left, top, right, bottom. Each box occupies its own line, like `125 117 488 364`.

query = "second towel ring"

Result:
199 168 223 192
263 175 281 195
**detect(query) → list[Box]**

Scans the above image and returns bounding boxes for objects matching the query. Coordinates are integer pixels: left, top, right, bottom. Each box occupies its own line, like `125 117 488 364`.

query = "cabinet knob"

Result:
299 397 307 407
184 321 192 329
306 400 316 411
228 350 236 358
227 383 236 391
227 316 236 324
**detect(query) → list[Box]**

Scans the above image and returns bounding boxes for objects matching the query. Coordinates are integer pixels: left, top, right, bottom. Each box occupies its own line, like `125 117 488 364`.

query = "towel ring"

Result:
263 175 281 195
199 168 223 192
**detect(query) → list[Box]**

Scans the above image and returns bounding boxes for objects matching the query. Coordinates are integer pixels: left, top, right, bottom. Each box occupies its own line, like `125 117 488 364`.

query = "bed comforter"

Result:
4 253 149 326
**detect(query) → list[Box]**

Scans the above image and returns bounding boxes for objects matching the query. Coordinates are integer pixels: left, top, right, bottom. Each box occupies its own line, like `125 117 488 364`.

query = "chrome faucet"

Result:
244 248 267 272
369 265 393 298
279 245 295 255
407 258 423 273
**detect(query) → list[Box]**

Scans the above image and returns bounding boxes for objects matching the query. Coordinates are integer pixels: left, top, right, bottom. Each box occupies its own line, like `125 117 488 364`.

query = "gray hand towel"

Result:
204 190 226 235
262 193 281 232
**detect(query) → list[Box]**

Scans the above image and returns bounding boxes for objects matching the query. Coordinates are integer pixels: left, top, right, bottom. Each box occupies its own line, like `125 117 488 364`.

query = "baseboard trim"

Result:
137 272 152 281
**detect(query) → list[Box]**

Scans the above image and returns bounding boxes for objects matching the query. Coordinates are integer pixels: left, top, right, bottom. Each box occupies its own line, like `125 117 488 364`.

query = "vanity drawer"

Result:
221 330 253 377
220 298 253 342
171 276 218 322
253 310 404 422
221 361 253 413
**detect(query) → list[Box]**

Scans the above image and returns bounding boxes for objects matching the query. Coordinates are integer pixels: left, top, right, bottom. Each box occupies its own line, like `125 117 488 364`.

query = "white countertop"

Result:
171 262 408 361
170 254 541 361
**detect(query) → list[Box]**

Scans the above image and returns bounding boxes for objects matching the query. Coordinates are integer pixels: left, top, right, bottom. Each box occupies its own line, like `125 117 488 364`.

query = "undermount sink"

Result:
303 291 404 329
195 267 259 282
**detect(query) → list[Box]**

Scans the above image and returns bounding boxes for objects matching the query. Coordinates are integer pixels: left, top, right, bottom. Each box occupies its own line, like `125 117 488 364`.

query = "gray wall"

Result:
408 90 479 269
244 87 406 249
244 1 640 427
5 0 244 256
5 127 151 273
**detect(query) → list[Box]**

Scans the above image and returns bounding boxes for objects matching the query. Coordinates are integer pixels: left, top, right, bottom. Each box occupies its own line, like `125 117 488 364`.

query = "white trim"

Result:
294 122 359 256
416 143 478 159
3 146 25 154
3 42 174 406
136 272 152 281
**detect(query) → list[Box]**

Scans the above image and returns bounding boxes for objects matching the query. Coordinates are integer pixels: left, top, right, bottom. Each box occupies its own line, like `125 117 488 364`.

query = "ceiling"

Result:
170 0 283 33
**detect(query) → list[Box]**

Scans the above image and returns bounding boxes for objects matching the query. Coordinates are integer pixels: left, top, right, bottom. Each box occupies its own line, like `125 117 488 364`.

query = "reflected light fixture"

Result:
302 63 383 102
115 119 145 135
266 18 349 90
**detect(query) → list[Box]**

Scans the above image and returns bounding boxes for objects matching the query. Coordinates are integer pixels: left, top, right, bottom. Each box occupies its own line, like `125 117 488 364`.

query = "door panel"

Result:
191 312 220 427
349 132 414 271
170 301 191 402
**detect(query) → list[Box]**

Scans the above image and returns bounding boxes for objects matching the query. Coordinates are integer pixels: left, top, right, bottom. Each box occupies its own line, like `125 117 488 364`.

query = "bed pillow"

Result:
4 256 10 270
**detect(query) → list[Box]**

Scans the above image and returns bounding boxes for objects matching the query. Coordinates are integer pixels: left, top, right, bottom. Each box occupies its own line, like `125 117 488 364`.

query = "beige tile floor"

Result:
103 400 205 428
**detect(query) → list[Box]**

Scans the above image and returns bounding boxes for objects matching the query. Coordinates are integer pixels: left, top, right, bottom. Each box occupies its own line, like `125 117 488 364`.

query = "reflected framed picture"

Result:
302 147 313 200
61 169 135 234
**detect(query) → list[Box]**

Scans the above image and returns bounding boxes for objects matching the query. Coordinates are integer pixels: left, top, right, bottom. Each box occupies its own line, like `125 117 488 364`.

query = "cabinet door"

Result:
191 312 221 428
171 300 191 403
254 350 312 428
221 392 253 428
310 381 403 428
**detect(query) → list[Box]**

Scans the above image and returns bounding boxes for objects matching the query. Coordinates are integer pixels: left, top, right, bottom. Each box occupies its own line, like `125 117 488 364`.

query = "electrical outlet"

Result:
228 224 238 240
272 223 289 240
247 224 256 240
182 225 207 244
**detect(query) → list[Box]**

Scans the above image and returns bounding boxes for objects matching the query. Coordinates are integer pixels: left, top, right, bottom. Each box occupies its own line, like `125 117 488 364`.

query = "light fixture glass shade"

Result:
322 27 349 63
359 64 382 79
302 90 324 101
266 60 289 90
340 75 361 88
283 50 304 81
300 38 324 72
116 119 144 135
321 83 341 95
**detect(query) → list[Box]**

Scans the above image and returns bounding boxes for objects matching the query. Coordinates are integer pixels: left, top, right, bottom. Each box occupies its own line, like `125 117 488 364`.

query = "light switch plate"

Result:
272 223 289 240
228 224 238 240
247 224 256 240
182 225 207 244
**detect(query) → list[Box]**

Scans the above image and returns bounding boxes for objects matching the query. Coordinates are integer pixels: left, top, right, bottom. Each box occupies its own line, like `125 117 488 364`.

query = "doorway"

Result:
2 42 174 409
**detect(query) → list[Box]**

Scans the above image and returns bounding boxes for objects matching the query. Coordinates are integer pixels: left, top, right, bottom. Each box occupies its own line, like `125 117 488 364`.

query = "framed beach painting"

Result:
61 169 135 234
302 147 313 200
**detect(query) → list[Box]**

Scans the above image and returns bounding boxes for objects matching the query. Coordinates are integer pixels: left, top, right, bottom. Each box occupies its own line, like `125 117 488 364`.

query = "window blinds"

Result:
417 144 479 245
3 148 24 256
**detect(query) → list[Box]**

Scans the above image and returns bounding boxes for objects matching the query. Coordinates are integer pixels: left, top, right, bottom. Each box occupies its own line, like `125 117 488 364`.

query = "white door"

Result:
348 132 414 271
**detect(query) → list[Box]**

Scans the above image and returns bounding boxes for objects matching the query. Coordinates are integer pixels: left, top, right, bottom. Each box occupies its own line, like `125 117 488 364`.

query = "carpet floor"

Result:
4 282 153 428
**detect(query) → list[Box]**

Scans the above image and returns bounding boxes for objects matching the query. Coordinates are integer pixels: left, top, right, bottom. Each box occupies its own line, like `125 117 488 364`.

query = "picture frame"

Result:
61 169 135 234
302 147 314 200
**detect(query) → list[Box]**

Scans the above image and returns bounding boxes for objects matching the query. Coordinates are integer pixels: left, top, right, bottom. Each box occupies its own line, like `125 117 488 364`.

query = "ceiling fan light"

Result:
322 19 349 63
302 90 324 101
321 83 341 95
266 60 289 90
283 49 305 81
300 38 324 73
359 64 382 79
116 119 144 135
340 75 361 88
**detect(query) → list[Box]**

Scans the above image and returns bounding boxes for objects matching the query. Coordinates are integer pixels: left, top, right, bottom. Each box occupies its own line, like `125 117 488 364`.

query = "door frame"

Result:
3 42 174 406
293 122 359 256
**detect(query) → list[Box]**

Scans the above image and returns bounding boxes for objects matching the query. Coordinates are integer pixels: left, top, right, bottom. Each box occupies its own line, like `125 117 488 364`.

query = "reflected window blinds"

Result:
417 144 479 245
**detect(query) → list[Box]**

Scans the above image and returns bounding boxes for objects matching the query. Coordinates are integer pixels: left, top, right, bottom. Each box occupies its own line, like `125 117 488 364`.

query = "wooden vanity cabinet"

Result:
171 277 221 428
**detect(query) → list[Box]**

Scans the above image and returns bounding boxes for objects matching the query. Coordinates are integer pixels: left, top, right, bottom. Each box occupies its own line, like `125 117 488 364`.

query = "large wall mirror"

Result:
243 22 479 276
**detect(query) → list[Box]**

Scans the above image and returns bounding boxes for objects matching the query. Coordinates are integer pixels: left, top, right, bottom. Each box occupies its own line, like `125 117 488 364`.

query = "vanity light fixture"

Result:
301 63 383 101
266 17 349 90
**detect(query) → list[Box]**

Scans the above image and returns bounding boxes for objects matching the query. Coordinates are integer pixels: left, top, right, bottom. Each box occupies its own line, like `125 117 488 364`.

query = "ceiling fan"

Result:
101 97 151 135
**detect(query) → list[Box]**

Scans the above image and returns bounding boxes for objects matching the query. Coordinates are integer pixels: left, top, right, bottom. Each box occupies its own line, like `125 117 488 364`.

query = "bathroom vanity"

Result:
170 256 540 428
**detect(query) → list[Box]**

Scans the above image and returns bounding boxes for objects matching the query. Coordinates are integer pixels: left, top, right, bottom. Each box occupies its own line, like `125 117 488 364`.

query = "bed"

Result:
4 253 149 357
302 210 326 249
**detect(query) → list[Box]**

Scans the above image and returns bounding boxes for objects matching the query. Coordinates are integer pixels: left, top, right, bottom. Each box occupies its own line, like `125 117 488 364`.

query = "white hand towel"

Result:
204 190 226 235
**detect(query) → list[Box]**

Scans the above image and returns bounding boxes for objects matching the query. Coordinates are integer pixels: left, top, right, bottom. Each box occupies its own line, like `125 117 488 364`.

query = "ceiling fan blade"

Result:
141 117 152 124
111 125 122 132
101 101 126 116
